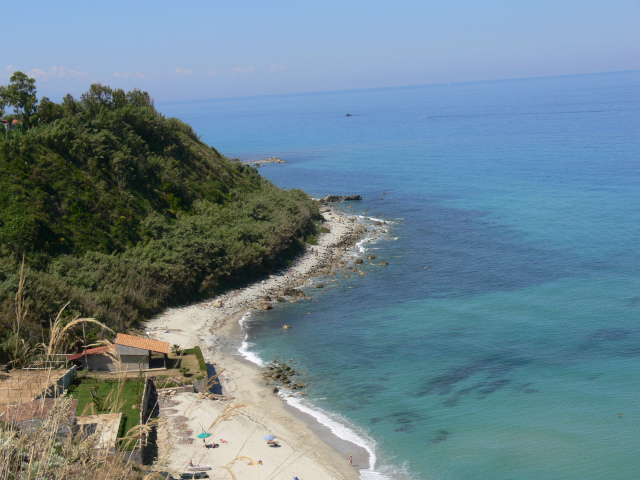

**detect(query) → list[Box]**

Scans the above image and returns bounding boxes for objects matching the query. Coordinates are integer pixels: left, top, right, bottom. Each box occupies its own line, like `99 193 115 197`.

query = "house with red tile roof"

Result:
67 334 170 372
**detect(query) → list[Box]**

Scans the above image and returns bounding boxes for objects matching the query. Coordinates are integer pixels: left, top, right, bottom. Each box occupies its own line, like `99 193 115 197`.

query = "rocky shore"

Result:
144 204 388 479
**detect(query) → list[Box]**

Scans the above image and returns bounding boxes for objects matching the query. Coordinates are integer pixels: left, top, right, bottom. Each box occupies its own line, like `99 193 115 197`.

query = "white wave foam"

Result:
357 215 389 224
236 317 408 479
283 395 397 480
237 312 265 367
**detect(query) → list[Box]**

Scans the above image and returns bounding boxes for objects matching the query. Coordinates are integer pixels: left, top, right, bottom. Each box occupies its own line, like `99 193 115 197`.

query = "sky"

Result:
1 1 639 102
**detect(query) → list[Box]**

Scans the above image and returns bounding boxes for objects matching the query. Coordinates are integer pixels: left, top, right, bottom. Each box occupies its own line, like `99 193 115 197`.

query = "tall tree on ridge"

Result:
0 71 38 129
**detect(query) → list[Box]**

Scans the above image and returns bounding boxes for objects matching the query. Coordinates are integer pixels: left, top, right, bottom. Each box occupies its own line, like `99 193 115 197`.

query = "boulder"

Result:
262 302 272 310
355 258 363 265
276 296 286 302
212 299 223 308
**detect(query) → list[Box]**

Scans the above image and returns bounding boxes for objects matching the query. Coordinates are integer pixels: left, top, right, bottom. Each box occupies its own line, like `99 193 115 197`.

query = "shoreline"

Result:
144 204 388 479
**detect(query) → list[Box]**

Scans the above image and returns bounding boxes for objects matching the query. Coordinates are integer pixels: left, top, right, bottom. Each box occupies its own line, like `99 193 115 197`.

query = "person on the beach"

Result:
348 454 353 466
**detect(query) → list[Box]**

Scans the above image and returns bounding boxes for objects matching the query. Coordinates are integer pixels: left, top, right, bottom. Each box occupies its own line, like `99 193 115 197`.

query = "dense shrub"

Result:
0 85 320 360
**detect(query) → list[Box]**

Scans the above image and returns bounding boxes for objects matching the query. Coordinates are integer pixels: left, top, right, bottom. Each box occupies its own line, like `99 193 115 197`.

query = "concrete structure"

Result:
0 367 77 405
76 413 122 453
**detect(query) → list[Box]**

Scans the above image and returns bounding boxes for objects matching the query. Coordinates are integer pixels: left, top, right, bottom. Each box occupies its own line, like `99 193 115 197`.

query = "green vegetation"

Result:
184 346 207 373
0 74 320 363
67 375 143 450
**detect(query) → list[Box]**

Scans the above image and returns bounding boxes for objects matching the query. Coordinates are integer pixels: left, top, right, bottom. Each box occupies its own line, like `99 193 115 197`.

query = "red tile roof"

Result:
67 345 114 361
0 398 78 424
115 333 170 354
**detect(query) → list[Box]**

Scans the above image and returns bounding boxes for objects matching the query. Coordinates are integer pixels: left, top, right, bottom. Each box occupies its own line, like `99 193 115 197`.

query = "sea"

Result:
158 71 640 480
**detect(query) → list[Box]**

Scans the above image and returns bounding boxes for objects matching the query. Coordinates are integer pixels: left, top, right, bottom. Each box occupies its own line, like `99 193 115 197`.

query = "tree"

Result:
80 83 114 118
37 96 63 125
1 71 38 128
0 88 5 118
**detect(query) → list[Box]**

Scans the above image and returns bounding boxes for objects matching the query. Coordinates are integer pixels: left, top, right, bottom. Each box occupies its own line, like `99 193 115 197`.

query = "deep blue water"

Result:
158 71 640 479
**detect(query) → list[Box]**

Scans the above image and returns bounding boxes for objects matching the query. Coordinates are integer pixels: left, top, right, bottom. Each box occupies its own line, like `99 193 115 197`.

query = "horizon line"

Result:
156 69 640 106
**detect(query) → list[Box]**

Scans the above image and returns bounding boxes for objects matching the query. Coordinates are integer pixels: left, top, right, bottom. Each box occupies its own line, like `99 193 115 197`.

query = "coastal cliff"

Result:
0 82 320 357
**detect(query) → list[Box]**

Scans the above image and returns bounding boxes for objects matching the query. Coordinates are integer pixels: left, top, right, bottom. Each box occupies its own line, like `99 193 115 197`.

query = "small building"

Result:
114 333 170 371
68 334 170 372
1 119 23 131
67 345 116 372
0 398 78 438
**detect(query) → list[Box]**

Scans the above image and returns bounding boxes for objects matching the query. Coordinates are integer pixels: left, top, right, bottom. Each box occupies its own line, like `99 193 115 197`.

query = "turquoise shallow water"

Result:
159 71 640 479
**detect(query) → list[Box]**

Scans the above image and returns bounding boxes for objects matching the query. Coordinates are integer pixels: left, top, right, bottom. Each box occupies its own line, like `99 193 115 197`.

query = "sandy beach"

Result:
144 204 383 479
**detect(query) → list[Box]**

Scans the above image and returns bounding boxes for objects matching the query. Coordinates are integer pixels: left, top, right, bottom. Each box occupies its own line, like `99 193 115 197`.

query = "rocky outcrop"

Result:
318 195 362 204
243 157 286 167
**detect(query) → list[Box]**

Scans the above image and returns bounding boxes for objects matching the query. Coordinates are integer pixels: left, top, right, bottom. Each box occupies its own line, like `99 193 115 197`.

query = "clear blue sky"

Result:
2 1 639 102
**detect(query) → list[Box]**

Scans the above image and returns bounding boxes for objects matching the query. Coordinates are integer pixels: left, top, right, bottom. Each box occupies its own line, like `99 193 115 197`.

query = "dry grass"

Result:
0 265 148 479
1 261 256 479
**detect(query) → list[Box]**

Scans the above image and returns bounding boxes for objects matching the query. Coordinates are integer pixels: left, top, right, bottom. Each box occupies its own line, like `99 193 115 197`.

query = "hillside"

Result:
0 84 319 360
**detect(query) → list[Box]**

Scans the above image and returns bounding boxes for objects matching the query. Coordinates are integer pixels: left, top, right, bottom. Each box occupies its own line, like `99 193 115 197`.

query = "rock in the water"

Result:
355 258 363 265
282 324 291 330
315 284 324 288
367 254 377 260
378 261 389 266
318 194 363 204
262 302 272 310
276 296 286 302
